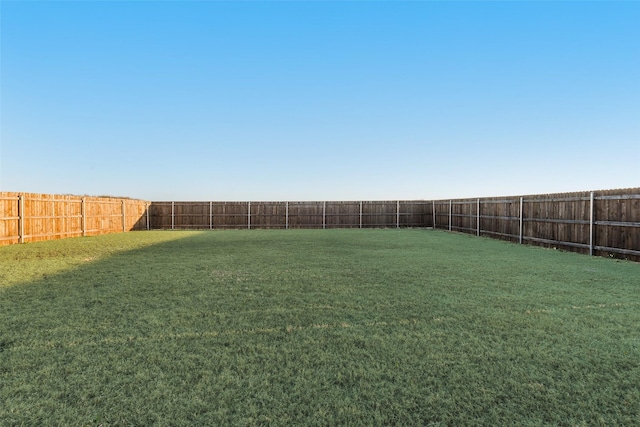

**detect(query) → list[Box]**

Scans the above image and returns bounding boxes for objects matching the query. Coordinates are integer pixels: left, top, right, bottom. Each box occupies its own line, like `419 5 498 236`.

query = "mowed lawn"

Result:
1 229 639 426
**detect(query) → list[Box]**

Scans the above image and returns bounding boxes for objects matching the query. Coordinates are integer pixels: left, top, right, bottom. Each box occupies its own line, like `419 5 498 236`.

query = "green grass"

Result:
1 229 639 426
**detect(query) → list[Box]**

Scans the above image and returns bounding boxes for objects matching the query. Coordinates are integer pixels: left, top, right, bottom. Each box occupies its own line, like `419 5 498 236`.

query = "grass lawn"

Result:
1 229 639 426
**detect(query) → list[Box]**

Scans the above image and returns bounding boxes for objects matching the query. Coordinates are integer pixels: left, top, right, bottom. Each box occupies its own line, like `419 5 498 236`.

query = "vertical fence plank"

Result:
285 201 289 230
82 197 87 237
122 200 126 232
449 200 452 231
359 201 363 229
248 202 251 230
171 201 175 230
18 195 24 243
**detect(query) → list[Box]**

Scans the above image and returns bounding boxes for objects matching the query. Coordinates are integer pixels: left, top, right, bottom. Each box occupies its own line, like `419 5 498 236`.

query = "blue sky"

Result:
1 1 638 201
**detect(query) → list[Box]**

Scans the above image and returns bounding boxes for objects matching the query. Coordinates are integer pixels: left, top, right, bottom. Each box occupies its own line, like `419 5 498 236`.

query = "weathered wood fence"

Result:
432 188 640 261
0 192 149 246
2 189 639 261
148 201 431 230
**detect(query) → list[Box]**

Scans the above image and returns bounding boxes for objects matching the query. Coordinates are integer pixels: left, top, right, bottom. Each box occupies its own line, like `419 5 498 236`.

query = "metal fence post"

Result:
589 191 595 256
18 195 24 243
323 201 326 229
519 197 524 244
432 201 436 229
477 198 480 236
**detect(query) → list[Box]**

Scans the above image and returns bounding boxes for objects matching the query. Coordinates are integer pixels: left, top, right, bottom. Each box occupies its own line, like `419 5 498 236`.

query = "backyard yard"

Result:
1 229 639 425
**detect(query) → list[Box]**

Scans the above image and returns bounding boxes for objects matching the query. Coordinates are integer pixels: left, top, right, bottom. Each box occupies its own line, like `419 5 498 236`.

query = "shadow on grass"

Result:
1 228 423 349
3 229 435 425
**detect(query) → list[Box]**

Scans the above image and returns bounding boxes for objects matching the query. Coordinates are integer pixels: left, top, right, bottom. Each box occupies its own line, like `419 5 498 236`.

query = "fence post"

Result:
359 201 363 229
210 201 213 230
171 201 175 230
122 200 126 232
248 202 251 230
449 200 452 231
589 191 595 256
18 195 24 243
432 201 436 229
323 201 326 229
396 200 400 229
477 198 480 236
285 201 289 230
519 197 524 244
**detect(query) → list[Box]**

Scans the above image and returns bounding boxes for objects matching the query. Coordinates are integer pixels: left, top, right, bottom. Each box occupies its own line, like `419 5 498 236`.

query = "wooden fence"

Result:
432 188 640 261
0 192 149 246
148 200 431 230
2 189 638 262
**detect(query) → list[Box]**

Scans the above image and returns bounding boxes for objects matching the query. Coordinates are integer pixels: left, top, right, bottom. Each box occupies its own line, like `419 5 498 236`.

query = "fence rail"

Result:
0 192 149 245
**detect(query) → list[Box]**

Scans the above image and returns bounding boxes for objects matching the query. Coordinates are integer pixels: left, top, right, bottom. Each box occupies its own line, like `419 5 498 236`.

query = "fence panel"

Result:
362 201 395 228
149 202 173 230
250 202 287 229
286 202 323 229
0 195 19 244
593 188 640 259
400 201 431 228
85 199 121 236
448 200 476 233
0 192 148 245
324 201 359 228
175 202 210 229
522 192 591 253
478 198 520 242
212 202 250 229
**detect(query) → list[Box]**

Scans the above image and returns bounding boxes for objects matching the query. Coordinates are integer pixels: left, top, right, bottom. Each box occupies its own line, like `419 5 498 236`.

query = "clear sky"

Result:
1 1 638 201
